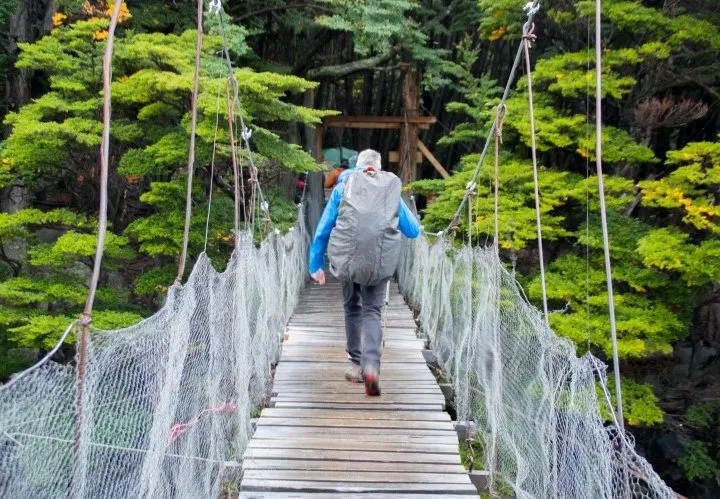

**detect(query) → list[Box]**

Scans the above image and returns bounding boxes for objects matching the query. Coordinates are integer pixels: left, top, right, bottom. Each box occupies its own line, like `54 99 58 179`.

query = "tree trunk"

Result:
302 89 323 236
6 0 55 114
1 0 55 272
399 65 419 185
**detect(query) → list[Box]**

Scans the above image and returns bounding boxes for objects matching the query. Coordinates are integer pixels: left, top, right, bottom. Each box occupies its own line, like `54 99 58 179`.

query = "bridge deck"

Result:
240 279 477 497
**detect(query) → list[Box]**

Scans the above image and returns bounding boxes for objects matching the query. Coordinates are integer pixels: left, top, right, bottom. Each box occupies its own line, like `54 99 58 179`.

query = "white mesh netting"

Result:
0 208 308 498
397 234 675 499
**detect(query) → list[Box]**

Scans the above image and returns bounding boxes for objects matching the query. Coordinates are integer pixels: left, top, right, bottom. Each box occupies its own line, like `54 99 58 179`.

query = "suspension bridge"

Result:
0 1 678 498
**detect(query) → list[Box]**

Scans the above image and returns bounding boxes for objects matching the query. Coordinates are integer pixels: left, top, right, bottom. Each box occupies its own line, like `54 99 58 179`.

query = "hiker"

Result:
308 149 421 396
323 160 348 189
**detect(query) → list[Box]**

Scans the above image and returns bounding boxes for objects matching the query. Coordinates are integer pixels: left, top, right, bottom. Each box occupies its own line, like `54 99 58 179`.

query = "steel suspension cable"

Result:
225 81 242 239
594 0 625 429
446 1 541 233
176 0 204 282
203 90 222 252
212 0 271 239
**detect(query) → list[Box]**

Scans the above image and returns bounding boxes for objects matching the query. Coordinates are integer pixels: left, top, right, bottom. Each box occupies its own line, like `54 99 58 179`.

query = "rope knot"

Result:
523 23 537 46
495 104 507 142
80 313 92 327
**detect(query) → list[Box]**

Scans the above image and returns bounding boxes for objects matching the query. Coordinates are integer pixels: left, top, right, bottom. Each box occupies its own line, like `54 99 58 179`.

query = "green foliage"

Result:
264 187 300 233
598 377 664 427
1 17 329 189
678 440 719 482
0 208 91 241
531 251 685 359
685 401 720 429
29 232 134 268
419 9 719 488
315 0 421 57
673 401 720 483
414 156 578 249
134 264 177 297
0 6 330 369
637 229 720 287
639 139 720 235
438 35 501 147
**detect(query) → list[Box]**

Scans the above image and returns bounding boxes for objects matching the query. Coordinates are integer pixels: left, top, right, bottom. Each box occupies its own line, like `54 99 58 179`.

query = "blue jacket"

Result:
309 168 421 275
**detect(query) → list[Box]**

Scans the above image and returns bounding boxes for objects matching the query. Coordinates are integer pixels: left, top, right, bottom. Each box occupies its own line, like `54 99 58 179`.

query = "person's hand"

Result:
311 269 326 285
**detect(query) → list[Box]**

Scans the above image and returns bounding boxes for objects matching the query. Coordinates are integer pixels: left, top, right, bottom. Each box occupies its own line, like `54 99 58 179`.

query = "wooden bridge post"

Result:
399 64 420 186
303 88 324 235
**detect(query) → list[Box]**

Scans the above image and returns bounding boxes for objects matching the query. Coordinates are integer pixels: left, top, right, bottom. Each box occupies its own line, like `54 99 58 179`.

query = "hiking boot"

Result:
363 366 381 396
344 364 363 383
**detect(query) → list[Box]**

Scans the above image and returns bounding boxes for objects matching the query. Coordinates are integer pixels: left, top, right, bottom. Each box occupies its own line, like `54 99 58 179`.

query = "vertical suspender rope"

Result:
176 0 204 282
203 91 221 252
446 0 541 234
595 0 625 430
493 105 506 254
467 184 474 246
225 81 242 240
213 0 243 239
74 1 125 496
213 1 267 239
521 22 549 325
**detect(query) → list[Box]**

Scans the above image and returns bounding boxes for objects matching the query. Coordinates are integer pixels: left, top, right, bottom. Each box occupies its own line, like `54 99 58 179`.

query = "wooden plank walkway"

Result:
239 278 477 497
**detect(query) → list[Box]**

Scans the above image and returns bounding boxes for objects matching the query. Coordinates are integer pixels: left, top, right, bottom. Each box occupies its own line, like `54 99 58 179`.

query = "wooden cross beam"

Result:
320 115 436 130
388 140 450 179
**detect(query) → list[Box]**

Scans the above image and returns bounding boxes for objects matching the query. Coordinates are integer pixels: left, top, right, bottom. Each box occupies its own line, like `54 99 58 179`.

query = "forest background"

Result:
0 0 717 496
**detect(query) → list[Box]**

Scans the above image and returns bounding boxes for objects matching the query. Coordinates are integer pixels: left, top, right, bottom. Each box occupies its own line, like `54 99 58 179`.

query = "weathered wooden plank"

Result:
251 426 459 443
243 448 462 464
240 480 478 494
271 385 440 393
272 376 437 383
271 386 439 393
271 379 439 387
242 459 466 474
271 387 441 396
260 408 450 421
246 438 460 455
240 492 475 498
240 282 474 494
242 469 471 484
278 358 427 365
273 368 434 376
271 401 445 411
271 393 444 403
256 417 452 431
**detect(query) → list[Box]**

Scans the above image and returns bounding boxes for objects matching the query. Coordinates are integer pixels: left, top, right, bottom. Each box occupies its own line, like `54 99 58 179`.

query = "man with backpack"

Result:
308 149 421 396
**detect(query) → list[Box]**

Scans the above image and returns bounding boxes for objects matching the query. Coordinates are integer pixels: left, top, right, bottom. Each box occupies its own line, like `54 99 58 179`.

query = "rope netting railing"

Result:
397 1 673 497
0 220 308 498
0 0 311 496
397 237 674 498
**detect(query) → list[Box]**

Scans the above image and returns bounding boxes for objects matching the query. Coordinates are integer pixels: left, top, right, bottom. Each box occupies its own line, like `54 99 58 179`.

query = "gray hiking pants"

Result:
342 279 387 370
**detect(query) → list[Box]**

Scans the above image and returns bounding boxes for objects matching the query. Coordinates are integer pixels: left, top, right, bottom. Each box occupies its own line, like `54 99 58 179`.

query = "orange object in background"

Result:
324 166 347 189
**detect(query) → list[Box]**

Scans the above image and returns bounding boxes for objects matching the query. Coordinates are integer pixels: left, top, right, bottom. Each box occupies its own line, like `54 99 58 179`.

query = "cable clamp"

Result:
523 1 540 16
209 0 222 15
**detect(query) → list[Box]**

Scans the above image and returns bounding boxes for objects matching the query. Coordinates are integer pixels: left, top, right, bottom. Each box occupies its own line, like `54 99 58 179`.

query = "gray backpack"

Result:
327 168 402 286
